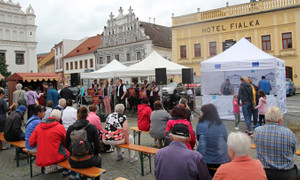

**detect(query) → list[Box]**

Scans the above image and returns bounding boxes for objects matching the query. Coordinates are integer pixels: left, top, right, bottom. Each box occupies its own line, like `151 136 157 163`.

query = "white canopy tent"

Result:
114 51 189 77
201 38 286 119
81 59 127 79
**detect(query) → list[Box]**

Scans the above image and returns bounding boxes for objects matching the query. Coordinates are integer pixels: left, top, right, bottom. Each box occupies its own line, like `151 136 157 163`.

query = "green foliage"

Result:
0 54 11 79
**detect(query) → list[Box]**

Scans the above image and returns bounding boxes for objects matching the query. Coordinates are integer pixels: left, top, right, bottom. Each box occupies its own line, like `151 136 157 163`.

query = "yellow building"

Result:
172 0 300 87
38 51 55 73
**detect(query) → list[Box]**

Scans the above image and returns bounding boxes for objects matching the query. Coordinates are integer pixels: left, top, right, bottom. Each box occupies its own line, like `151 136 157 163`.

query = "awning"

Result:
7 73 61 82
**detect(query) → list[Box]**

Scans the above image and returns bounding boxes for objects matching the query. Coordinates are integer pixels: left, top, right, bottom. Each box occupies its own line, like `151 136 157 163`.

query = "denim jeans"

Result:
242 103 252 131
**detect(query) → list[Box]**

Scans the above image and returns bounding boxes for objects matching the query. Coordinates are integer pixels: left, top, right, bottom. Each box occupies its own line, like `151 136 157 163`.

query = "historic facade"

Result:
0 0 37 73
172 0 300 87
95 7 172 70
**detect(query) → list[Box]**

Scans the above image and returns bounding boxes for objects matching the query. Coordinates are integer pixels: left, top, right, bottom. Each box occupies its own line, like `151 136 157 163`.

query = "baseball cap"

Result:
171 124 190 137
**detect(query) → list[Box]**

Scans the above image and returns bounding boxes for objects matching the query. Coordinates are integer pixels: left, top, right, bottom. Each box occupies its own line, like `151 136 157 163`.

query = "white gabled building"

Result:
0 0 37 73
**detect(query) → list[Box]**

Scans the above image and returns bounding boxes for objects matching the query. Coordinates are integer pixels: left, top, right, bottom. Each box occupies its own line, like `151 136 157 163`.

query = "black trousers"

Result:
116 96 126 110
265 165 299 180
28 104 35 119
259 114 265 125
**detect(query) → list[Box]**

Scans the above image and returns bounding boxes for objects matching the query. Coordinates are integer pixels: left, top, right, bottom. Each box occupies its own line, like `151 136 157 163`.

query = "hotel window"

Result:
126 53 131 61
115 54 119 61
99 57 103 64
209 41 217 56
107 56 111 63
137 51 141 60
70 62 73 70
245 37 251 42
0 52 6 61
282 32 292 49
84 60 87 68
262 35 271 51
80 60 82 69
180 45 186 58
194 44 201 57
15 52 25 65
74 61 77 69
90 59 93 68
66 63 69 70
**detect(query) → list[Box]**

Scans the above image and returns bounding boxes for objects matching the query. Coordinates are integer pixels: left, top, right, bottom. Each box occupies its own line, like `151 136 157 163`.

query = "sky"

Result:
16 0 249 54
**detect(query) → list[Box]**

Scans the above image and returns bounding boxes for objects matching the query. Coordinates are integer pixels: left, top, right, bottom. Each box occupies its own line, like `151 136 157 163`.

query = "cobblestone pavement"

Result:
0 94 300 180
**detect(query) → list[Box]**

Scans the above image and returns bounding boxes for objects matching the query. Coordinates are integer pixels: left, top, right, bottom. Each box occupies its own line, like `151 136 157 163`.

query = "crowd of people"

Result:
0 76 298 180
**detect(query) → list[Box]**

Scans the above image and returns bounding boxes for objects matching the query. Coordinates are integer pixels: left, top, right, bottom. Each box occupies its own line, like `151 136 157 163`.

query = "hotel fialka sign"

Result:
201 20 260 33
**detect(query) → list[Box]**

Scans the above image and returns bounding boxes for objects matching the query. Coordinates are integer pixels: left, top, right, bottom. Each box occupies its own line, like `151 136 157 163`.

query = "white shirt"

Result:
150 86 159 96
62 106 77 131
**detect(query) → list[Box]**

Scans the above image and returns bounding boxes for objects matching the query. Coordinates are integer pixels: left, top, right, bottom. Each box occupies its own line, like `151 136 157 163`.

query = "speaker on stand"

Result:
71 73 80 86
182 68 196 112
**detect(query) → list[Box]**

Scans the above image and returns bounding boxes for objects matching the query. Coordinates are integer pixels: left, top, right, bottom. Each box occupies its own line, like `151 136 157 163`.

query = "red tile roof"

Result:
64 35 102 58
7 73 61 82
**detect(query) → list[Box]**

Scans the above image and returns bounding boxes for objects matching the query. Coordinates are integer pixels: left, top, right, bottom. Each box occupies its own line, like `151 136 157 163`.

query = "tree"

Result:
0 54 11 80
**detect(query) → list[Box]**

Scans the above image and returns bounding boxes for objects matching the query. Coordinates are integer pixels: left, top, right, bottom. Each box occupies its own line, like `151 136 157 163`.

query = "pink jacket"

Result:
87 112 103 131
255 97 268 115
233 99 240 114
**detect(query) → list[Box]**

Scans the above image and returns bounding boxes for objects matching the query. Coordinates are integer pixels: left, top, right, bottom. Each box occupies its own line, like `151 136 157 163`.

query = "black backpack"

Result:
70 124 90 156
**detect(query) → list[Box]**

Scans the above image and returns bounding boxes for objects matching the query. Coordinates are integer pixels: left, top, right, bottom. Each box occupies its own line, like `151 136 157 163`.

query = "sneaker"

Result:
69 173 79 180
234 127 239 131
62 169 71 176
129 157 138 163
117 154 124 161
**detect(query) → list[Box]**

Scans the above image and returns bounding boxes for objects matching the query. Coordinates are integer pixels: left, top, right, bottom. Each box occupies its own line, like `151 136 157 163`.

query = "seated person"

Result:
137 97 152 131
42 100 54 122
102 104 138 163
65 106 101 180
62 99 77 131
4 105 27 141
155 124 211 180
25 105 46 153
87 104 103 132
179 98 192 122
254 106 299 180
29 109 69 173
214 132 267 180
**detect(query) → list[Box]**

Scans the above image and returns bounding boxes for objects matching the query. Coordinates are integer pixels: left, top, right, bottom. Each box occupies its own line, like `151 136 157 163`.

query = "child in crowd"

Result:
233 95 240 130
255 90 267 125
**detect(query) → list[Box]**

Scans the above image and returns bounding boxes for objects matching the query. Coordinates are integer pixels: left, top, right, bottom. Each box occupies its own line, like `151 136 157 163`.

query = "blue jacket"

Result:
25 115 41 150
259 79 271 94
47 88 60 107
196 120 230 164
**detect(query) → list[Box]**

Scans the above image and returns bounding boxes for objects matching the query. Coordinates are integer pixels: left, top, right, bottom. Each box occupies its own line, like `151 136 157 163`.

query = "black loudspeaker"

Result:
155 68 167 85
182 68 194 84
71 73 80 86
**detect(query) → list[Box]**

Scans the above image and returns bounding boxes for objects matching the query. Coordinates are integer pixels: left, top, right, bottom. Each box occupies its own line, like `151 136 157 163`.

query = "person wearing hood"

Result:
4 105 27 141
65 106 101 180
238 77 254 136
29 109 69 169
137 97 152 131
255 90 268 126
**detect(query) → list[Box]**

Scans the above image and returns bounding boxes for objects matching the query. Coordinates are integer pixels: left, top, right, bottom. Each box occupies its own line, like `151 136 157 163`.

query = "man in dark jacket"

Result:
4 105 27 141
65 106 101 179
238 77 254 135
60 84 75 101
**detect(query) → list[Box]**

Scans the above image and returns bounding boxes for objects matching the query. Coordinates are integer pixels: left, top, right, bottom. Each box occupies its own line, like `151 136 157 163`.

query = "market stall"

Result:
201 38 286 119
7 73 61 105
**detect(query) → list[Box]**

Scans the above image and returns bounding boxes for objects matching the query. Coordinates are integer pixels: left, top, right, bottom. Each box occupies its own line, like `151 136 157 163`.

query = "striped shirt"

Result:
254 122 296 170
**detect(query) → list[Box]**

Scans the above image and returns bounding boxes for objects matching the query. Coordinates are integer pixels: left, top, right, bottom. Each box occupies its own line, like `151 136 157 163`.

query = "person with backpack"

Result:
25 105 46 153
13 83 27 107
65 106 101 180
4 105 27 141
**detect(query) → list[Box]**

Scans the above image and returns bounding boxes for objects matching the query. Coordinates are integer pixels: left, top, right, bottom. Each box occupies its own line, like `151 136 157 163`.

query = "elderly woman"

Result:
13 83 27 107
213 132 267 180
165 104 196 150
150 100 171 148
102 104 138 163
196 103 230 177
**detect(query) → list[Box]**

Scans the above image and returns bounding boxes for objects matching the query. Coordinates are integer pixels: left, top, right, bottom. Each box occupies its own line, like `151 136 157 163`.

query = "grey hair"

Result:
265 106 282 123
50 109 61 120
227 132 250 156
16 83 22 90
115 104 125 114
170 133 190 141
58 98 66 107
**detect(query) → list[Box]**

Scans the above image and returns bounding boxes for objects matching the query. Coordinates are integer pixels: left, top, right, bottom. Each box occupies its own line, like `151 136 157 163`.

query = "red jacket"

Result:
165 119 196 150
137 104 152 131
29 117 69 167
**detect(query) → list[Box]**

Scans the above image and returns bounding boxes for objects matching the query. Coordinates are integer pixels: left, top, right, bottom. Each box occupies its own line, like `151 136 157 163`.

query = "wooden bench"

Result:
116 143 158 176
0 132 26 167
23 148 106 179
129 126 149 145
251 143 300 155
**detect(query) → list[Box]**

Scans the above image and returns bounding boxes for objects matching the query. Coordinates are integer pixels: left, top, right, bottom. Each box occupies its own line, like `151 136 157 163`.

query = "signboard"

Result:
128 88 136 97
98 89 103 97
87 88 95 96
223 40 236 51
92 95 100 105
139 89 147 99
